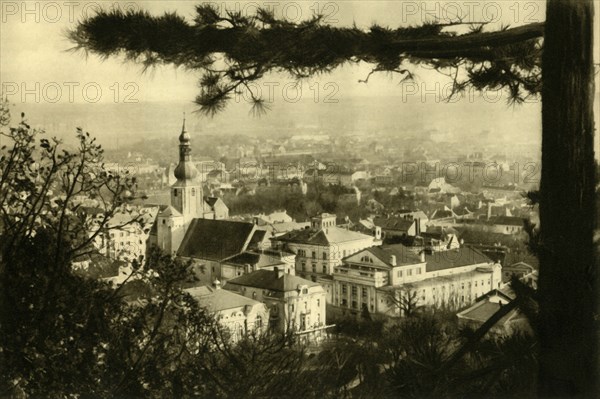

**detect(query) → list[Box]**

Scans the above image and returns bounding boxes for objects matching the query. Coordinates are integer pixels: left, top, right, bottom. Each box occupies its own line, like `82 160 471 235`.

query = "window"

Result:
312 263 316 273
416 268 421 275
312 251 316 259
191 188 195 196
408 269 412 276
362 287 368 297
255 315 262 329
301 262 306 271
322 265 327 274
397 270 403 277
342 284 347 295
174 189 178 197
351 286 357 297
291 304 294 312
317 299 320 307
322 252 327 260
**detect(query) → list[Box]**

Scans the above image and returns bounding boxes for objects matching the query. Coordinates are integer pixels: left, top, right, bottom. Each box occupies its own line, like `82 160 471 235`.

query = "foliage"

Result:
69 6 543 115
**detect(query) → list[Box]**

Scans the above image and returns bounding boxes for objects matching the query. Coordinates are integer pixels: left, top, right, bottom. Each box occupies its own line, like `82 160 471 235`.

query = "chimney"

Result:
274 266 284 278
213 279 221 289
415 218 421 236
487 202 492 220
419 251 425 262
390 254 397 266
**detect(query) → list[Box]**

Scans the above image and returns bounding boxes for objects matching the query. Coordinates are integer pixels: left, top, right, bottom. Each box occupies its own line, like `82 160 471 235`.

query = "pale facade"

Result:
333 244 502 316
185 284 269 342
95 206 159 264
225 269 329 342
271 213 381 303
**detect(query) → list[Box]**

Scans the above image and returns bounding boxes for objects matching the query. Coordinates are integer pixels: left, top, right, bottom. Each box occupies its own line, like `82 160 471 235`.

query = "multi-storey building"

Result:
332 243 502 316
271 213 381 303
185 283 269 342
95 205 159 263
224 268 329 342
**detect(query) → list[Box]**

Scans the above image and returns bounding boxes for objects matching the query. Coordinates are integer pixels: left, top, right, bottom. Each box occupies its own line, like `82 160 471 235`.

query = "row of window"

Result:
396 267 422 278
301 262 329 274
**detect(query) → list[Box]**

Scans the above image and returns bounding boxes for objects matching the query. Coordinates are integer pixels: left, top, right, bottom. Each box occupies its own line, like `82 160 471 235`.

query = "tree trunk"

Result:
539 0 597 396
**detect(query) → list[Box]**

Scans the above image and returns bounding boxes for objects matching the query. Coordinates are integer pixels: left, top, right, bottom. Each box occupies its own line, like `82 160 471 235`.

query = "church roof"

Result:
177 219 255 261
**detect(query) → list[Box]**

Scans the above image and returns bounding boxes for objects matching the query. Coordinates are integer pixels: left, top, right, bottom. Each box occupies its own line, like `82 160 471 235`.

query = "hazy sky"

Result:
0 1 597 150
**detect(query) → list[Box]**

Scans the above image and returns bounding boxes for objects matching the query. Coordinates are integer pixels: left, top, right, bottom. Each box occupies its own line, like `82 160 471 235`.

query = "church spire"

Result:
174 114 198 181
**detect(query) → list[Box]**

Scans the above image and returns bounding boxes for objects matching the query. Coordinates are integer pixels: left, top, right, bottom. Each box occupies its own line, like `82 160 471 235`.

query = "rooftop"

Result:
177 219 256 261
185 285 261 312
425 247 492 272
225 269 321 292
274 225 374 246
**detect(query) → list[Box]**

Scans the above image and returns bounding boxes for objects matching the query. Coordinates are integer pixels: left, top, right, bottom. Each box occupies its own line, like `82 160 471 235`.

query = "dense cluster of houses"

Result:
79 121 538 342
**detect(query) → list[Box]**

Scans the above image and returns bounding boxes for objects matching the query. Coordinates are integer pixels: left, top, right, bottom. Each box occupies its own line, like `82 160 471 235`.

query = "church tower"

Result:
156 116 205 255
171 115 205 223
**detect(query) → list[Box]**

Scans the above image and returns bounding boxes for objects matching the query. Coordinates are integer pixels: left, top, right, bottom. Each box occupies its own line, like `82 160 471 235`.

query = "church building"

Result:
155 118 229 254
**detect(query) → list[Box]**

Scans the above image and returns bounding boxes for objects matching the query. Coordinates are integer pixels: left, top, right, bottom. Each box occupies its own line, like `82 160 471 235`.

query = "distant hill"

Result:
5 95 541 150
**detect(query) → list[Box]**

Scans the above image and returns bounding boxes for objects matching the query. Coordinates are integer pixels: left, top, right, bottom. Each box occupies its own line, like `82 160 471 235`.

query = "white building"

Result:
271 213 382 303
333 243 502 316
225 268 330 342
185 283 269 342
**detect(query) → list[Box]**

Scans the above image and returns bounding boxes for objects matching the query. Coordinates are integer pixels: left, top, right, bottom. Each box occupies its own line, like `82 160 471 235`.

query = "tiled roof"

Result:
431 209 454 219
247 229 267 248
425 247 492 272
221 251 285 268
274 226 372 245
177 219 255 261
356 244 423 267
457 301 516 324
373 216 414 231
225 269 321 292
185 285 261 312
159 205 182 218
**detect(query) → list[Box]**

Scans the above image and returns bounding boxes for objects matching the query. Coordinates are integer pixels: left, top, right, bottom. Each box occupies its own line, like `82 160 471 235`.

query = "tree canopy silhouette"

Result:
68 5 543 115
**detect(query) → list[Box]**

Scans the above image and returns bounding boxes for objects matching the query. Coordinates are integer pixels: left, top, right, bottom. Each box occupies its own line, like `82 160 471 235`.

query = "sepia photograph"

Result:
0 0 598 397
